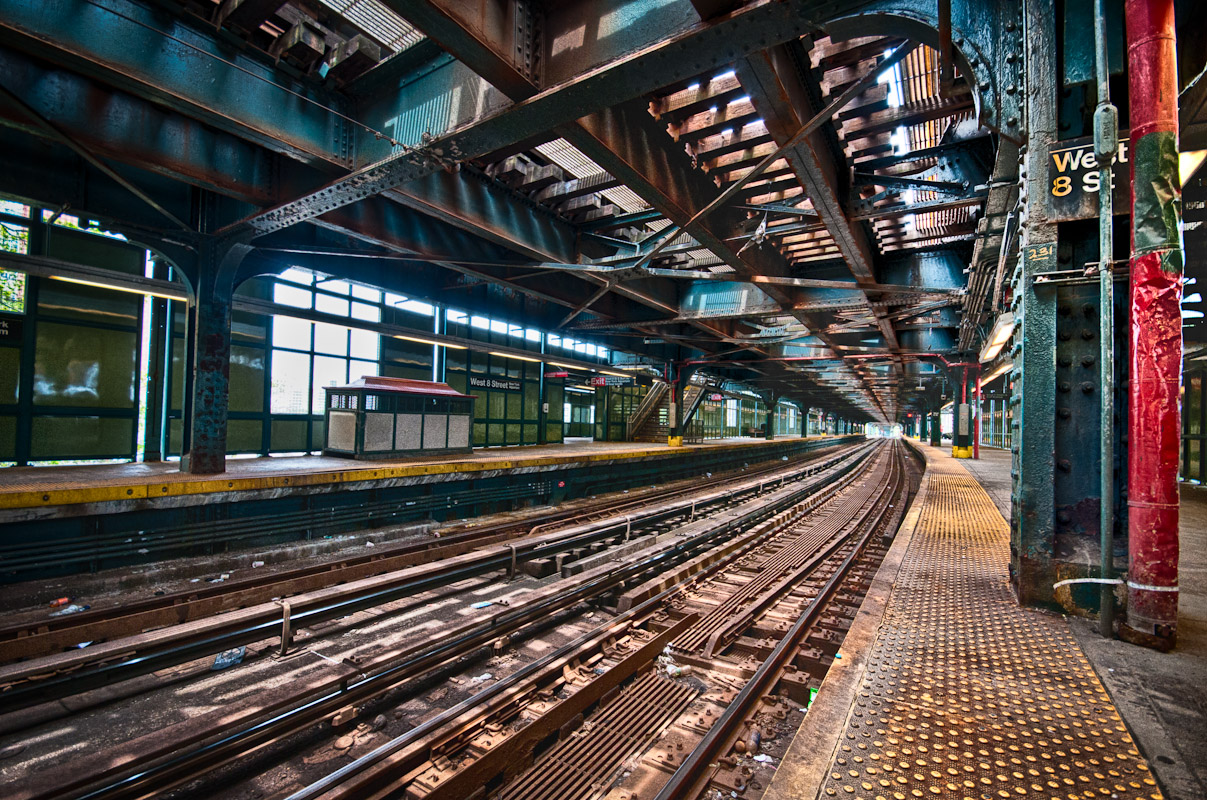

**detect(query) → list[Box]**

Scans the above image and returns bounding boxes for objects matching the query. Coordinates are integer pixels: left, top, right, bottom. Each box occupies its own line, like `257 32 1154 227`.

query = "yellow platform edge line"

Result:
0 437 830 511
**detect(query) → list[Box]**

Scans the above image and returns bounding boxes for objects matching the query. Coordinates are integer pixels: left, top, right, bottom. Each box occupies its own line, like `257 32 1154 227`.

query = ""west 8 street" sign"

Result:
1047 133 1131 222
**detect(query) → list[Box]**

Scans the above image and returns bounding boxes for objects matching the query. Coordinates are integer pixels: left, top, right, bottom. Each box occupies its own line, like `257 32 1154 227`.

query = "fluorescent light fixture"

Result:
599 370 630 378
549 362 579 370
489 350 541 363
1180 149 1207 184
981 360 1013 385
978 312 1016 363
393 334 465 350
50 274 186 301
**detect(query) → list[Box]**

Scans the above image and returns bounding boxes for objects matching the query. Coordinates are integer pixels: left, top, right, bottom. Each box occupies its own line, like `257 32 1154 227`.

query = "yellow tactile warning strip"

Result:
817 447 1161 800
0 436 828 511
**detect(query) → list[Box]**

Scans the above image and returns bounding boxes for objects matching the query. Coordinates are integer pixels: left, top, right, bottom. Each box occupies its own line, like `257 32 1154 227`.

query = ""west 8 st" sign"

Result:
1047 133 1131 222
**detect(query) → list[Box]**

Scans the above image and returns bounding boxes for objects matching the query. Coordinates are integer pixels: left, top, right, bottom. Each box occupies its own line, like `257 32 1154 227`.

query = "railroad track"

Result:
282 442 910 800
0 439 912 800
0 441 850 664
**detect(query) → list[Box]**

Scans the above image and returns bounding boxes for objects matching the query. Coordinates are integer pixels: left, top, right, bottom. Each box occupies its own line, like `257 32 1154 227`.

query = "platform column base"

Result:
667 435 684 447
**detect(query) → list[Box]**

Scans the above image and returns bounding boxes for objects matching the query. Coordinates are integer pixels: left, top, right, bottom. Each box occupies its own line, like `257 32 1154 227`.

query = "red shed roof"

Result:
324 376 475 398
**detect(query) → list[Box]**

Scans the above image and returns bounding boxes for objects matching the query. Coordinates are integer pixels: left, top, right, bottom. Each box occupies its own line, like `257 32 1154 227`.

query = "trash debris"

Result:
781 456 789 461
50 604 89 617
251 560 265 568
76 641 92 649
212 646 246 671
48 597 71 607
666 665 691 677
189 578 201 583
154 590 165 596
470 673 493 685
471 601 494 609
753 754 774 763
834 653 842 659
137 548 149 554
369 714 387 731
365 541 375 548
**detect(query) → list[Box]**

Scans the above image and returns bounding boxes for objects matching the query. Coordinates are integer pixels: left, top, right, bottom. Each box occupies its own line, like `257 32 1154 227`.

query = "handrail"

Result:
625 381 668 439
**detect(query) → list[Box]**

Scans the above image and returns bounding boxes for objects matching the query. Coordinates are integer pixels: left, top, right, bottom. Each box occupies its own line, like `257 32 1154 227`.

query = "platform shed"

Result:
323 377 475 459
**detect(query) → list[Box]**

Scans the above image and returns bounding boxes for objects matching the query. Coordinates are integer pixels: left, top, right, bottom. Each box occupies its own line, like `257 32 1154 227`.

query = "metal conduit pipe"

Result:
1122 0 1183 650
1094 0 1119 638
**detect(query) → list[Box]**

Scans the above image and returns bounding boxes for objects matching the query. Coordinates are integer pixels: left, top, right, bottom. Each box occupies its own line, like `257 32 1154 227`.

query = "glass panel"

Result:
523 382 538 418
227 419 262 453
46 226 143 275
314 321 349 356
34 322 137 407
279 267 313 285
271 350 311 414
505 392 520 420
31 415 134 459
229 345 265 413
350 359 379 380
351 302 380 322
231 310 268 344
488 392 504 420
0 347 18 403
488 423 503 445
272 316 312 350
350 328 379 360
505 423 520 445
274 282 312 309
311 355 348 414
317 278 350 296
38 279 140 325
352 284 380 302
271 418 309 451
0 415 14 460
522 423 537 444
315 292 349 316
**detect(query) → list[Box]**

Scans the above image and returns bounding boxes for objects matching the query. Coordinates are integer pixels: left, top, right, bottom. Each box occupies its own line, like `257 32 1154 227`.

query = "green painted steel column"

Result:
1013 0 1059 606
180 235 252 475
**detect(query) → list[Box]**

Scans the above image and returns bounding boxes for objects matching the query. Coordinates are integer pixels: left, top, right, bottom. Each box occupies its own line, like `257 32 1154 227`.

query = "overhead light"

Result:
549 362 579 370
1180 150 1207 184
978 312 1016 363
490 350 541 363
599 370 630 378
394 334 465 350
982 360 1013 385
50 274 187 301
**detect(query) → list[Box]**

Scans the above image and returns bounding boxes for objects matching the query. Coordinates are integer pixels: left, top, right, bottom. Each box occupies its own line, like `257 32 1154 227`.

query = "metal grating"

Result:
820 452 1162 800
318 0 426 52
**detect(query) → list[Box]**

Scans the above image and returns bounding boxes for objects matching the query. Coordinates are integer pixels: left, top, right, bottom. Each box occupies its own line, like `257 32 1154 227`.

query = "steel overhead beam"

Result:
239 0 830 235
735 41 900 419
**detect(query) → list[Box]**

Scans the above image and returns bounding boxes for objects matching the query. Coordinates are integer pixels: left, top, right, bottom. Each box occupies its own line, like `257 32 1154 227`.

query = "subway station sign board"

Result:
588 375 634 386
1047 132 1131 222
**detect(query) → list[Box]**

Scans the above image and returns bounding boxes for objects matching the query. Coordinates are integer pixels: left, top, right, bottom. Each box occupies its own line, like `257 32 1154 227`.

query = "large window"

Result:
269 269 381 416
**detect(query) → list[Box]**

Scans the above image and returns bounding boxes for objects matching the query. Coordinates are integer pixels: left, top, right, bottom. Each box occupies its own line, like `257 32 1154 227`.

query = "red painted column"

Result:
1123 0 1183 648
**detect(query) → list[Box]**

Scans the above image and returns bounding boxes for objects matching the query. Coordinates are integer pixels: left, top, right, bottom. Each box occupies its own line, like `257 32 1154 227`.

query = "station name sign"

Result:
1047 132 1131 222
468 375 521 392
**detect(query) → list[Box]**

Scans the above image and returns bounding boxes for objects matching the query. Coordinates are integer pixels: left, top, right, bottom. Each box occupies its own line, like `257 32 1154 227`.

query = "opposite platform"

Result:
0 435 814 515
766 442 1162 800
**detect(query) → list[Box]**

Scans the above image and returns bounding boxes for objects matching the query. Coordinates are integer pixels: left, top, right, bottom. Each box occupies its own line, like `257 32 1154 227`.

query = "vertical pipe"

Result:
1094 0 1119 637
974 367 982 459
1123 0 1183 649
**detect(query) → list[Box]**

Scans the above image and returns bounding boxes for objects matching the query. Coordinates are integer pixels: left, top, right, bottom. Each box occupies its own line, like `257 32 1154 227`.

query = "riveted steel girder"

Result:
244 0 834 234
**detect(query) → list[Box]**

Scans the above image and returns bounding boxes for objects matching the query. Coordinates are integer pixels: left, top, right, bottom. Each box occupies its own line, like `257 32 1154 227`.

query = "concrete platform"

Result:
765 442 1166 800
0 434 812 515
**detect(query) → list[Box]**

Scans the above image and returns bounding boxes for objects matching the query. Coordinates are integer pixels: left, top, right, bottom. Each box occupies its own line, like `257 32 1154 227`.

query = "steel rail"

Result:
10 444 883 800
0 445 871 709
294 444 900 800
653 444 906 800
0 442 851 662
